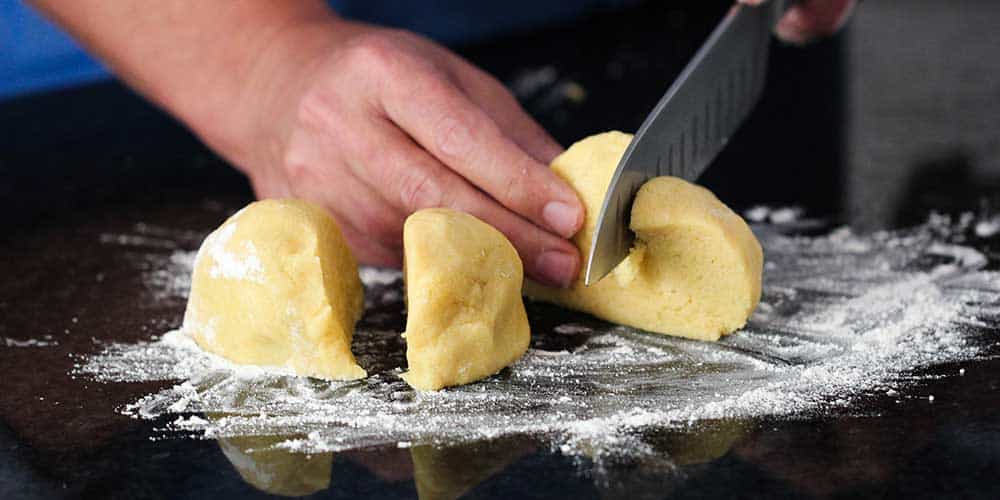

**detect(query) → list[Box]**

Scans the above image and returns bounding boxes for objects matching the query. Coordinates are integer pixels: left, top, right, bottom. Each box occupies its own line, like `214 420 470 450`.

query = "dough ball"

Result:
401 208 530 391
524 131 763 341
183 199 366 380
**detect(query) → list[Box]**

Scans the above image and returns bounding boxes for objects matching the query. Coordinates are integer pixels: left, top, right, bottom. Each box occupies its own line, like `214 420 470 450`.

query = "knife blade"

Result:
584 0 789 286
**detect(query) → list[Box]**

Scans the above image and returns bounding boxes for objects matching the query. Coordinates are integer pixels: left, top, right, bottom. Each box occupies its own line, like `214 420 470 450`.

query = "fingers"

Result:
250 128 404 267
737 0 856 44
777 0 856 44
450 58 564 164
281 126 408 264
353 117 581 287
338 222 403 267
379 68 584 240
264 30 583 284
301 173 405 267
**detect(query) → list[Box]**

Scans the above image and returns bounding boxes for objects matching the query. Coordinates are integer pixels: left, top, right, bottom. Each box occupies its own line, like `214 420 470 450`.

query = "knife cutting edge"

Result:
584 0 790 286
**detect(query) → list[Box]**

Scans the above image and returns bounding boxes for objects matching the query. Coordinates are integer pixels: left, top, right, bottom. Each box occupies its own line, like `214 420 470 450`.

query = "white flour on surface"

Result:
4 336 58 347
101 222 201 302
145 251 196 301
743 205 805 225
975 215 1000 238
76 213 1000 460
359 267 402 286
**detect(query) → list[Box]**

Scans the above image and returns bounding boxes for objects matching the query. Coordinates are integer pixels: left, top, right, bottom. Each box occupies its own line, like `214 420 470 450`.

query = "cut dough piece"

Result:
183 199 366 380
524 131 763 341
401 208 530 391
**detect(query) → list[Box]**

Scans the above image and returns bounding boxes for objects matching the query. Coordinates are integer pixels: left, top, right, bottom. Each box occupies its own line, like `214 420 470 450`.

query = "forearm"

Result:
28 0 341 168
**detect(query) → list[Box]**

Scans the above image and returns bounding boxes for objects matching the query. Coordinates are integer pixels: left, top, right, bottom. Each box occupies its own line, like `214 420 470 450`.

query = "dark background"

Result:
5 1 999 236
2 1 999 498
845 0 1000 230
0 0 847 235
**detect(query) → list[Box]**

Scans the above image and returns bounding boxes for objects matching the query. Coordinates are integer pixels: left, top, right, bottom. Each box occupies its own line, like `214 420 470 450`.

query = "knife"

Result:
584 0 790 286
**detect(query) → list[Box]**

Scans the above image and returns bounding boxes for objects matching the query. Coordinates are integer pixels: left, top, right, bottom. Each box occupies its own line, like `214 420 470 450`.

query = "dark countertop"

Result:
1 199 998 500
2 2 999 499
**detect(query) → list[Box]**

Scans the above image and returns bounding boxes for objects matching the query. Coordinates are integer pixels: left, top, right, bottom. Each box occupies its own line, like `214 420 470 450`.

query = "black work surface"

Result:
2 2 998 499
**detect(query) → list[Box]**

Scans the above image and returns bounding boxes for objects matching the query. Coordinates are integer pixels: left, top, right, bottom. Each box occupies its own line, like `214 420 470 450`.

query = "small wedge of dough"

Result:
524 131 763 341
401 208 530 391
183 199 366 380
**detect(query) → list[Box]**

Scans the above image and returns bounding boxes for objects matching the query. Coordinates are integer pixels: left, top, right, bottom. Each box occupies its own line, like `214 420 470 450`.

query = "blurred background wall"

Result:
2 0 998 232
846 0 1000 229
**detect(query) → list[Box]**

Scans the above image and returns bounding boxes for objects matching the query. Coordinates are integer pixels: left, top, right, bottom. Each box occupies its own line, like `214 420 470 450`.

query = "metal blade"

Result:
584 1 787 286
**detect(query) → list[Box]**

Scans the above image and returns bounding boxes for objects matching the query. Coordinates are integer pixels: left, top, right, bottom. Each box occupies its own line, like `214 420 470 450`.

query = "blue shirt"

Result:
0 0 632 100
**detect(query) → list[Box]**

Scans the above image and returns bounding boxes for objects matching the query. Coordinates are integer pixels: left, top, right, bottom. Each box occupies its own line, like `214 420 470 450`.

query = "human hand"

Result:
238 20 584 287
739 0 857 44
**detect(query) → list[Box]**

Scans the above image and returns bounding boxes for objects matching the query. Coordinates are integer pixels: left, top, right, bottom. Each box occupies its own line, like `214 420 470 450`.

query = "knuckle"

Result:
342 32 402 74
500 162 534 209
295 86 333 130
281 144 313 187
398 167 443 211
433 112 473 160
501 167 529 205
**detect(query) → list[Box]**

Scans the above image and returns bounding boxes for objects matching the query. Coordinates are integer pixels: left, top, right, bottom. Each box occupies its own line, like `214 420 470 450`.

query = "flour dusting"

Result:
4 336 58 347
75 213 1000 461
201 222 265 284
975 215 1000 238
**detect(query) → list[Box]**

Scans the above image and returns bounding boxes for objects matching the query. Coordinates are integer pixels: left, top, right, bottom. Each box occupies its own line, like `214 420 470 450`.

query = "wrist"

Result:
167 8 351 175
236 17 365 175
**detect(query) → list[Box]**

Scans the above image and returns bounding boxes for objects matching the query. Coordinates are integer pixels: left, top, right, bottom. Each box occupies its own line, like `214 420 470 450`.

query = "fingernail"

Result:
535 250 579 288
542 201 582 238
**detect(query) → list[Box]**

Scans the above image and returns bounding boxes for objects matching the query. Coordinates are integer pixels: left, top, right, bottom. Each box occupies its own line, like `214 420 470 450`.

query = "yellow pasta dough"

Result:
183 199 366 380
524 131 763 341
401 208 530 391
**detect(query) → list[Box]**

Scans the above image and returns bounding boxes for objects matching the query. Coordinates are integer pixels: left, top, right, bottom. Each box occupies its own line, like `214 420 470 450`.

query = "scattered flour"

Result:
743 205 805 224
974 215 1000 238
3 336 58 347
768 207 804 224
75 214 1000 462
145 251 196 301
743 206 771 223
100 222 201 302
358 267 403 286
553 324 593 335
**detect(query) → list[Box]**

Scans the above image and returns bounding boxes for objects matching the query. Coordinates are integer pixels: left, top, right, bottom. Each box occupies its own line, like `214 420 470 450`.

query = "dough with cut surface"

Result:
524 131 763 341
401 208 530 391
183 199 366 380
